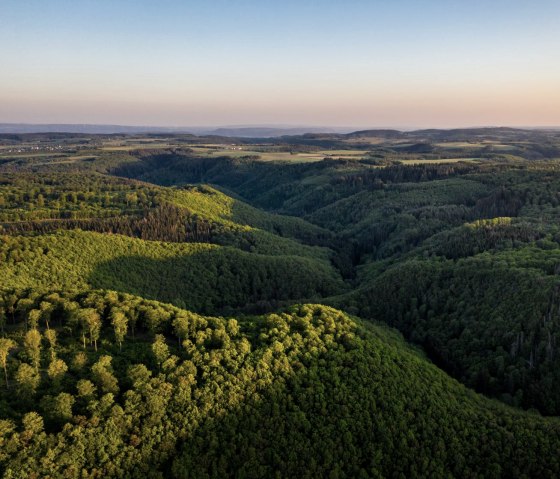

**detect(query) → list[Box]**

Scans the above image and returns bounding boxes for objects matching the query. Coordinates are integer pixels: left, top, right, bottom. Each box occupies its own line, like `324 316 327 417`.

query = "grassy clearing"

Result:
191 146 366 162
400 157 483 165
435 142 517 151
0 152 63 158
101 144 173 151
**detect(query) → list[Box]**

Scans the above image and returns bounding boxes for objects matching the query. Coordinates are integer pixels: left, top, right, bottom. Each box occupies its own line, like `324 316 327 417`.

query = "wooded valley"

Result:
1 128 560 477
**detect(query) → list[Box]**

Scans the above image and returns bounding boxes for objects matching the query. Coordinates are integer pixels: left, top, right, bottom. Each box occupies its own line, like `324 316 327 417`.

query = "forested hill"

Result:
2 130 560 476
1 293 560 477
112 147 560 415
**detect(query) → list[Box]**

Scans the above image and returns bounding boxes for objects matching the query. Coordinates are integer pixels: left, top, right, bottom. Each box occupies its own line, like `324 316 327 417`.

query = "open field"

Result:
400 157 483 164
0 152 64 158
194 146 366 162
101 144 174 151
434 142 518 151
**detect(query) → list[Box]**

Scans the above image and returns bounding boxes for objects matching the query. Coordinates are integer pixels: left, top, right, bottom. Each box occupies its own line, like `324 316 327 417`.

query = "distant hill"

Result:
0 123 352 137
346 129 406 139
208 127 350 137
408 127 548 141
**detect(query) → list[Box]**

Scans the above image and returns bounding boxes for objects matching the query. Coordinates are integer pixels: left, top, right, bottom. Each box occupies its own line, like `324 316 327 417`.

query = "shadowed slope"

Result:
1 296 560 477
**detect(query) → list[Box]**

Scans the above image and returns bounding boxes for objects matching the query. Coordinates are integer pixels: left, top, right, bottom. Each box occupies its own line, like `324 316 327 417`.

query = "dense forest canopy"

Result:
1 128 560 476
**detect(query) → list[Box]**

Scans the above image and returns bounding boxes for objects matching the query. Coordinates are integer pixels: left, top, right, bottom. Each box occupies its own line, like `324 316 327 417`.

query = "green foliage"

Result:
4 132 560 475
0 172 158 222
350 247 560 414
0 295 559 477
0 230 344 314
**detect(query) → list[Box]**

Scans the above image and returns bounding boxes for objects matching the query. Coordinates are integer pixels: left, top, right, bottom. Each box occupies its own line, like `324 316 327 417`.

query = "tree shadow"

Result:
88 250 343 316
163 318 560 478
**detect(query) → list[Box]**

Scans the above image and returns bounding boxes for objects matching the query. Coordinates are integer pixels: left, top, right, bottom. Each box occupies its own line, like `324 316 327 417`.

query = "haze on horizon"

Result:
1 0 559 129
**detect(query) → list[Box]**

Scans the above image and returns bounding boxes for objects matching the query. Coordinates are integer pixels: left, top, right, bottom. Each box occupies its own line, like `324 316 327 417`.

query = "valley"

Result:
1 127 560 476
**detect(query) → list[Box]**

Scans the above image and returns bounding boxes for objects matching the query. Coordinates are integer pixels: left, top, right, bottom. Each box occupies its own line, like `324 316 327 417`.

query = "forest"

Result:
1 128 560 477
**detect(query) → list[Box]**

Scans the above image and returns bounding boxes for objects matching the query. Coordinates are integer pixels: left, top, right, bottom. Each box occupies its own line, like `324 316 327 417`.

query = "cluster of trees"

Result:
138 154 560 418
307 177 487 259
0 173 158 222
0 175 335 260
331 162 484 189
348 245 560 414
113 152 560 268
1 293 560 477
12 154 560 418
303 165 560 264
0 174 342 299
419 217 552 259
0 204 224 243
0 229 344 315
161 184 334 247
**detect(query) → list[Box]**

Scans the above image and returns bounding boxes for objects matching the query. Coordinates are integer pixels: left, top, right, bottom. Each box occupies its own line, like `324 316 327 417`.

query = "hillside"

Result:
108 148 560 415
0 230 343 314
1 295 560 477
3 131 560 476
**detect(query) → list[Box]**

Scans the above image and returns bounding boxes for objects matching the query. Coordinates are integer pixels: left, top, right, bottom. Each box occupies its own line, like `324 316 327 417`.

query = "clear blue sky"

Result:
1 0 559 127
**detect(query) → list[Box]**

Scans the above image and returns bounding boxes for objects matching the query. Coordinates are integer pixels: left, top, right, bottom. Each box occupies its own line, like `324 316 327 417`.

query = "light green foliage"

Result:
71 351 87 371
76 379 96 400
44 328 57 360
91 355 119 395
152 334 169 369
52 392 74 422
0 339 15 388
0 230 343 314
27 309 41 329
0 173 157 222
15 363 40 399
47 358 68 387
0 298 559 477
23 329 41 372
110 309 128 349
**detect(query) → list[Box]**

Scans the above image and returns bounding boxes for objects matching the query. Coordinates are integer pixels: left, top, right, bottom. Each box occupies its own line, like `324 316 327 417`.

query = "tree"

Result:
16 363 40 399
86 310 102 351
64 300 81 332
23 329 42 372
53 392 75 422
76 379 97 401
143 307 168 333
0 338 15 388
39 300 54 329
44 328 57 361
78 308 101 350
2 293 17 324
125 306 140 340
152 334 169 370
47 358 68 388
71 351 88 371
91 355 119 395
0 419 16 463
127 364 152 386
20 411 44 442
28 309 42 330
173 312 190 345
16 298 34 328
110 309 128 350
125 192 138 206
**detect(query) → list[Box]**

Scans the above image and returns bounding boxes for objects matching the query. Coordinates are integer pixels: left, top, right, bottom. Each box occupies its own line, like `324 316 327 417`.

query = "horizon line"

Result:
1 122 560 132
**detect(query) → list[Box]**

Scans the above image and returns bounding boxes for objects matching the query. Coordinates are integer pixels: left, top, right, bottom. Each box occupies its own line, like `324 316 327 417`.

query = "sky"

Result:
1 0 559 128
